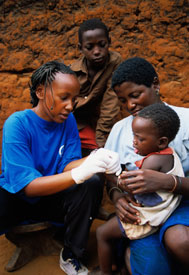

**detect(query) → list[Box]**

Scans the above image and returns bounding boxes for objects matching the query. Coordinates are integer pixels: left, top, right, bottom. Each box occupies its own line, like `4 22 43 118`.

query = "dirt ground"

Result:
0 220 103 275
0 197 114 275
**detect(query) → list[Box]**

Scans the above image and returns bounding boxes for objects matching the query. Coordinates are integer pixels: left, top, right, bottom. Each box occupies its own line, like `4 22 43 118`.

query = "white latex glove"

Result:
92 148 122 176
71 152 110 184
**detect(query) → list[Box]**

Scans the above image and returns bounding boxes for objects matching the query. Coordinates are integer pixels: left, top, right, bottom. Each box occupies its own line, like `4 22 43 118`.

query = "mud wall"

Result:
0 0 189 157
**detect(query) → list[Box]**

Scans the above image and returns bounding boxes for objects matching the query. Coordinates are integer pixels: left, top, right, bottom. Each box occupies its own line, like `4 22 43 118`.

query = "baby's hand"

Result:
117 172 142 207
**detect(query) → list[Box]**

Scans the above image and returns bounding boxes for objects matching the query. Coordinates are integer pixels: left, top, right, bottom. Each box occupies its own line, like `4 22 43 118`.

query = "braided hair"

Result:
29 60 75 107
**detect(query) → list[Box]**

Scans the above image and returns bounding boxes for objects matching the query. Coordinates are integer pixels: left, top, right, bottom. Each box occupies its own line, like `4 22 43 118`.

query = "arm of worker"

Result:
24 148 121 197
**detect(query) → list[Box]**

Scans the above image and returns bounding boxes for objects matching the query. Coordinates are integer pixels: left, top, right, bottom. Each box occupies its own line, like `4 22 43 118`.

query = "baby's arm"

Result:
134 154 174 207
141 154 174 173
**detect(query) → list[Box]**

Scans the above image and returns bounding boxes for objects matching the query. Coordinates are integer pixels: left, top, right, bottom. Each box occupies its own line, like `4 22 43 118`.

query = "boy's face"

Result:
132 116 161 156
79 28 110 69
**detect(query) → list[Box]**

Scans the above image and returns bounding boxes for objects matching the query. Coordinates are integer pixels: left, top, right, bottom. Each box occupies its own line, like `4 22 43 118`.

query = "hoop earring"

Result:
156 89 160 95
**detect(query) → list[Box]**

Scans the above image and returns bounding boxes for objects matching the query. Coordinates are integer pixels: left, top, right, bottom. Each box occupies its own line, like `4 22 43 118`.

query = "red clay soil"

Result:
0 194 114 275
0 214 106 275
0 1 188 273
0 0 189 158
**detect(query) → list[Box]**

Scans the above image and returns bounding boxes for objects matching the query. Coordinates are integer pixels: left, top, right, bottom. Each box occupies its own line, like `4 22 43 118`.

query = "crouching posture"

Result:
0 60 121 275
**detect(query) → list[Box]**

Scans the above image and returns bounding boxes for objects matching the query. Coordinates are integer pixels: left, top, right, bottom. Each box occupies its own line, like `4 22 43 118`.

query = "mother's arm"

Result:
118 169 189 197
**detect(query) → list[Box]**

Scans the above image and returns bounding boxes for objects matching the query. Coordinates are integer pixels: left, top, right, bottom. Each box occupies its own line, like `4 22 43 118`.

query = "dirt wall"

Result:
0 0 189 156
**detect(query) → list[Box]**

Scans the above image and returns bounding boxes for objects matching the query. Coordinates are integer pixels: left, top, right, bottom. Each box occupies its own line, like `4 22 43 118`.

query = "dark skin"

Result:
77 28 112 149
24 73 84 197
118 171 189 274
105 173 189 275
109 77 162 225
108 78 189 273
97 117 174 275
78 28 110 80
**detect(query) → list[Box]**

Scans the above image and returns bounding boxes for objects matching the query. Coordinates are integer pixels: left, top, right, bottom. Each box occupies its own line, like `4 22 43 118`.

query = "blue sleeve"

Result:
57 113 82 173
1 114 42 193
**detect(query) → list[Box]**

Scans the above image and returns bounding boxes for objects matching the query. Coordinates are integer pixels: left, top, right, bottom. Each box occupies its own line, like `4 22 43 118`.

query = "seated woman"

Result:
0 60 121 275
94 104 184 275
105 57 189 274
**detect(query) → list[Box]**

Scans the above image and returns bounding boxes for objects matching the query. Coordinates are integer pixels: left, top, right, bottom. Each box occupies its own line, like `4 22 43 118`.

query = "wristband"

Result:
169 175 178 193
108 186 122 199
175 175 182 191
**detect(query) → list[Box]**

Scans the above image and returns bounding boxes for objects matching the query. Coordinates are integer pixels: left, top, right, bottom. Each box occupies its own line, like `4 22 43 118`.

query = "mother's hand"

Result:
118 169 173 194
115 193 141 224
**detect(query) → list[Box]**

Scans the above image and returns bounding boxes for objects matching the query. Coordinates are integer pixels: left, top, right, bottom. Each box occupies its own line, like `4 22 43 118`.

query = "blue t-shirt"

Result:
0 110 82 197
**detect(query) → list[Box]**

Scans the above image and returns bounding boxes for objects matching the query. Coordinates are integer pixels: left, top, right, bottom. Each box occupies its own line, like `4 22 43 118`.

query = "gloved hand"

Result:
94 148 121 176
71 148 121 184
71 152 109 184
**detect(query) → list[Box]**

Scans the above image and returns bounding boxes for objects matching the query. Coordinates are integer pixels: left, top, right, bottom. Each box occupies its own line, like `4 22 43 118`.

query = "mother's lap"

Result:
129 199 189 275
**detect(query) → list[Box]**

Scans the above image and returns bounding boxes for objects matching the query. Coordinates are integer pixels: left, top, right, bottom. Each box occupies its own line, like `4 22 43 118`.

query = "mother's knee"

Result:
164 225 189 257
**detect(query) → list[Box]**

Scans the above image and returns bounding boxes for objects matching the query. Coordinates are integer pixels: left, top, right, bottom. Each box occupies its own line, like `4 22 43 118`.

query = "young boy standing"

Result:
71 18 122 155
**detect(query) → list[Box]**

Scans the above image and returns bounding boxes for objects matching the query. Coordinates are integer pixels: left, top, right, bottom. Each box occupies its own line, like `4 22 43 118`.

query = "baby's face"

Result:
132 116 160 156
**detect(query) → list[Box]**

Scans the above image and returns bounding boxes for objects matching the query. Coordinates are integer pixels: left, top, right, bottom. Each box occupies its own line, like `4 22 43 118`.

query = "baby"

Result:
94 103 184 274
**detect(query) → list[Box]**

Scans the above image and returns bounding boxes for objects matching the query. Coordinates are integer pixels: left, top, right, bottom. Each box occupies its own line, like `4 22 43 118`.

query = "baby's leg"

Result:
96 216 123 275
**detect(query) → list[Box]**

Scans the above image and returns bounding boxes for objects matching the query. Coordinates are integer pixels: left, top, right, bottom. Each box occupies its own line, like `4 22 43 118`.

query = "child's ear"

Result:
36 85 44 100
158 137 169 150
